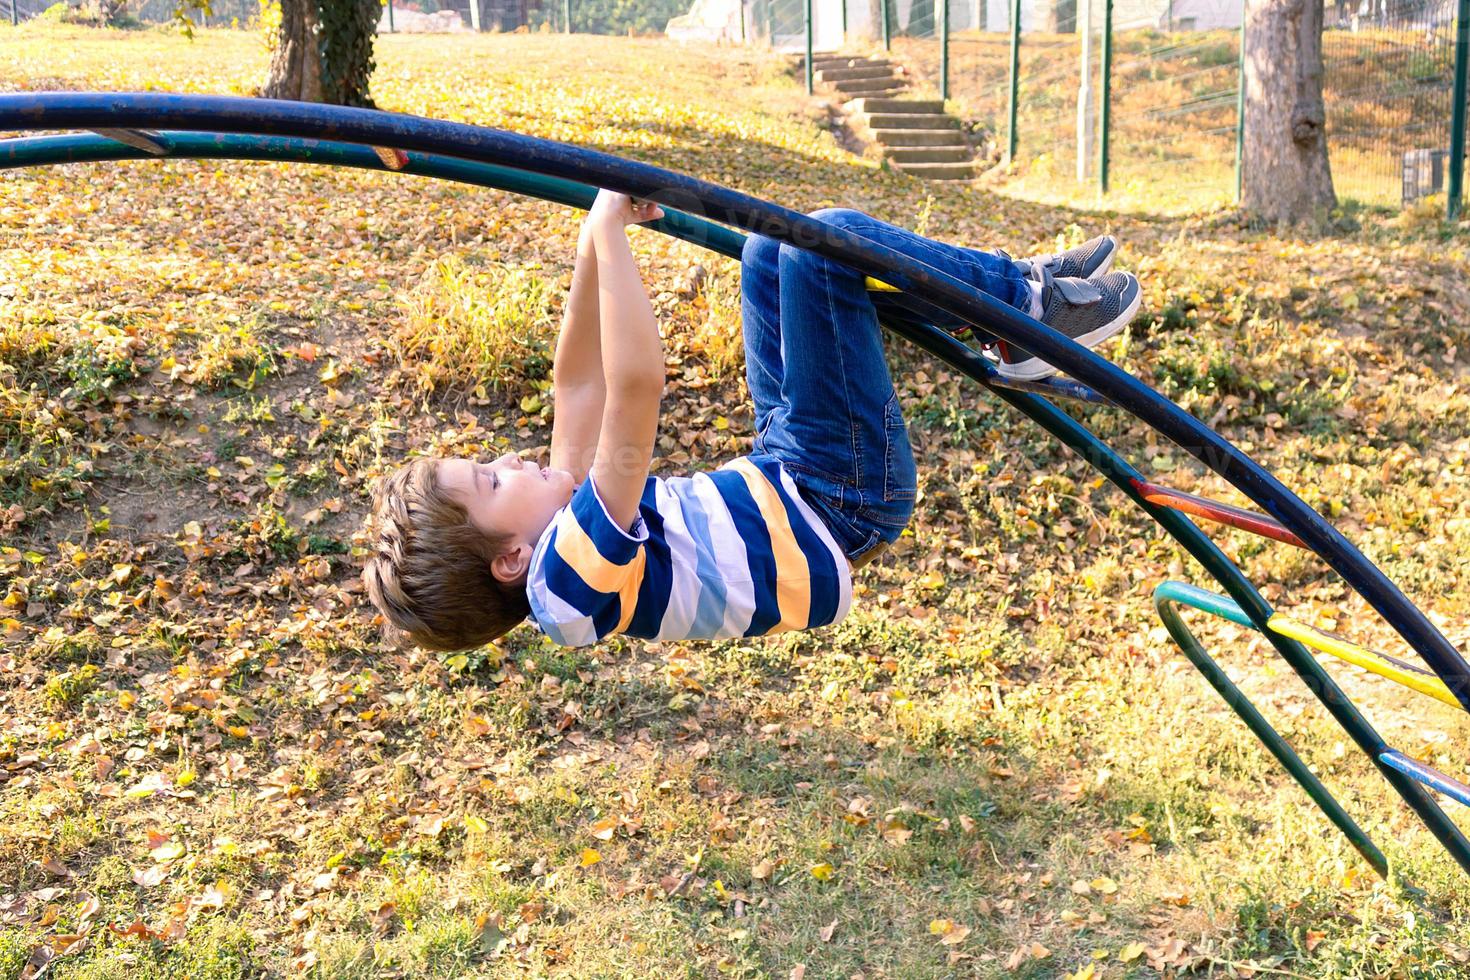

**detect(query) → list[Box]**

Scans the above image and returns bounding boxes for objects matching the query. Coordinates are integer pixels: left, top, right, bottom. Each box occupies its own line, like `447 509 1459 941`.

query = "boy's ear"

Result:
491 543 533 585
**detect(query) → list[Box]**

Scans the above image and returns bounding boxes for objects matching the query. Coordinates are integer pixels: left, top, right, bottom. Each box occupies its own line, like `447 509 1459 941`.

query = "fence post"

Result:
805 0 814 94
1449 0 1469 220
1098 0 1112 193
1007 0 1020 163
1077 0 1093 181
882 0 891 50
563 0 571 31
9 0 15 26
386 0 395 31
840 0 846 38
1235 16 1247 203
940 0 949 101
740 0 747 41
468 0 481 31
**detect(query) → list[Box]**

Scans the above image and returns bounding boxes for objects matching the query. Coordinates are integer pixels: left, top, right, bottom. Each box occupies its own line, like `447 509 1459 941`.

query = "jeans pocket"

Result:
882 390 917 504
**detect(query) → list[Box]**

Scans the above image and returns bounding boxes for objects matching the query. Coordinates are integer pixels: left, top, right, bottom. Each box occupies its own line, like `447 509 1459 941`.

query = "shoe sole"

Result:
996 276 1141 382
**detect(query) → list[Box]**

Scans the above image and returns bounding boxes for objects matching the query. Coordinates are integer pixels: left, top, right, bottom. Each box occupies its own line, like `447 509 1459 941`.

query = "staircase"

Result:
807 56 976 181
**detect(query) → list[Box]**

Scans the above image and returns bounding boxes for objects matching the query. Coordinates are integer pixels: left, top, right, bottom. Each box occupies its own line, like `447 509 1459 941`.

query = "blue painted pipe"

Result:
2 92 1467 717
1380 750 1470 809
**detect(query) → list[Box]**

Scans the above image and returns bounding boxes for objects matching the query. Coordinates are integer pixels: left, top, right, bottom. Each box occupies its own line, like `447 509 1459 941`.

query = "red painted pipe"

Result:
1131 479 1308 549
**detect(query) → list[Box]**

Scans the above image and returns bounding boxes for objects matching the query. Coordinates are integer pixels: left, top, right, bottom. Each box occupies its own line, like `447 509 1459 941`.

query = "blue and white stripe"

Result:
526 455 852 647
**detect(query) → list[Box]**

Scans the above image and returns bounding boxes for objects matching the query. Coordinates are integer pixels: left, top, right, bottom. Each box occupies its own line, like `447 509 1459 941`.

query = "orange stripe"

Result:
726 458 811 632
553 515 646 635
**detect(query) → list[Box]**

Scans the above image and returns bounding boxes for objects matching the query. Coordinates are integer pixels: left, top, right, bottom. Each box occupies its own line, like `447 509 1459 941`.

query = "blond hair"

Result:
363 457 530 651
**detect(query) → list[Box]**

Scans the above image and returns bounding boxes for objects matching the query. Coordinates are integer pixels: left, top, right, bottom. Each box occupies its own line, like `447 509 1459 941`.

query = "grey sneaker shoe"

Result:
994 234 1119 281
995 264 1141 382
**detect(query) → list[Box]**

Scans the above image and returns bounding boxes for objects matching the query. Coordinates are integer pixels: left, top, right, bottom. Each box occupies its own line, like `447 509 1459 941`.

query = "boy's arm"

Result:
549 220 605 483
586 192 666 532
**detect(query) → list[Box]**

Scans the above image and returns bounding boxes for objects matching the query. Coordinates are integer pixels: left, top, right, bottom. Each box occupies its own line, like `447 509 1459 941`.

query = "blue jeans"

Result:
739 207 1030 561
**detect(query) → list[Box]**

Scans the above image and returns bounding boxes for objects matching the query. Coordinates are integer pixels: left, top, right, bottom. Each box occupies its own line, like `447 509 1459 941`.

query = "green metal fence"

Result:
800 0 1470 217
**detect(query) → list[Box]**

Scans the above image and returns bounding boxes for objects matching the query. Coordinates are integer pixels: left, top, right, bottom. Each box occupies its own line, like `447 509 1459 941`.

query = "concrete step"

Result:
811 56 892 70
834 76 909 94
848 97 945 114
863 112 956 129
872 127 966 146
886 146 972 163
816 65 898 82
893 160 976 180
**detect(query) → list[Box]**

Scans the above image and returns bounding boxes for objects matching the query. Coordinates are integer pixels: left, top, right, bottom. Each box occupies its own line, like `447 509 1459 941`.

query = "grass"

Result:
1 17 1470 980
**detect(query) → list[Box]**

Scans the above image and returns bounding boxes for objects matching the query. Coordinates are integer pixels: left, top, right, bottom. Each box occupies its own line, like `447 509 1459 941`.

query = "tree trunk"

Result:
263 0 379 107
1241 0 1336 224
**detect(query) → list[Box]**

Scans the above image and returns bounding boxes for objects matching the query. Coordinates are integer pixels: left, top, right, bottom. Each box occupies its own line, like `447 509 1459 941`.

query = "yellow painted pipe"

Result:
865 276 900 292
1268 614 1462 709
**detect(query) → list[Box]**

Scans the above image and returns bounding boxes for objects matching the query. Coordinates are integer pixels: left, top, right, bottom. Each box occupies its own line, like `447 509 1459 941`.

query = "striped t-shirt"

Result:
525 455 852 647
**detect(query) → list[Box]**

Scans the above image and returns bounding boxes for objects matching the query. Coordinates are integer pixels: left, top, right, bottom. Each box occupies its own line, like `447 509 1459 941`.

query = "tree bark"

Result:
1241 0 1336 224
263 0 379 107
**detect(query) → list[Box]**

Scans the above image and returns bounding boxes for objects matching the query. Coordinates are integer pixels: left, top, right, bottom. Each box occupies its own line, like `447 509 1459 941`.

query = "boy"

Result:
364 192 1139 651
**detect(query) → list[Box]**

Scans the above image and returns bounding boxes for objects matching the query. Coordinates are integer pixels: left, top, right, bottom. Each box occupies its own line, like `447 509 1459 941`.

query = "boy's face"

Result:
439 453 576 550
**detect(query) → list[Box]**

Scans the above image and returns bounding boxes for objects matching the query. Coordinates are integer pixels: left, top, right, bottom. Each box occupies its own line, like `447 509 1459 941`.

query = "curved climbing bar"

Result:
5 92 1463 714
5 95 1470 879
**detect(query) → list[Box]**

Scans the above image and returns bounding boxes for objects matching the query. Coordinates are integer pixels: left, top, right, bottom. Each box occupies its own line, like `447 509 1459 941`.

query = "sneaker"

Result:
995 234 1118 281
994 264 1141 382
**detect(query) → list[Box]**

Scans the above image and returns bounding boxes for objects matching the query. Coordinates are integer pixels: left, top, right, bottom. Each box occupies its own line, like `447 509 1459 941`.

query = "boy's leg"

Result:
739 232 786 437
753 207 1037 558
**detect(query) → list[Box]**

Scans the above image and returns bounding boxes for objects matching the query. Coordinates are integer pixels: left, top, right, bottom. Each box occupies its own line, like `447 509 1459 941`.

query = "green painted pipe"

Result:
1099 0 1112 194
805 0 814 95
939 0 949 102
1448 0 1469 219
1007 0 1021 163
1155 584 1388 876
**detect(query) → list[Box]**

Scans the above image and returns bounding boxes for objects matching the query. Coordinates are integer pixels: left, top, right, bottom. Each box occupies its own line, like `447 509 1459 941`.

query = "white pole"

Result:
1076 0 1094 182
469 0 482 31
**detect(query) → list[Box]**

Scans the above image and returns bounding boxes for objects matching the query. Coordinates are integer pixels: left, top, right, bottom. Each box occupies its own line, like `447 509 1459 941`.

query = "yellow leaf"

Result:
465 815 489 834
1067 965 1096 980
809 862 834 881
579 848 602 868
150 841 185 862
1118 942 1147 962
590 817 618 841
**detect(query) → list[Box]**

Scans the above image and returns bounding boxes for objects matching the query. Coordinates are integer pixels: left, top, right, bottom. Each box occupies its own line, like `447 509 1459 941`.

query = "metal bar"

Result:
1270 615 1462 709
1153 579 1256 629
5 94 1470 719
882 0 891 50
940 0 950 102
1156 585 1388 875
1099 0 1113 194
806 0 814 95
1007 0 1021 163
1380 751 1470 808
1450 0 1469 220
1132 479 1307 549
8 121 1470 877
1158 578 1461 709
387 0 395 32
468 0 481 31
564 0 572 32
839 0 846 38
983 372 1110 405
1234 16 1246 204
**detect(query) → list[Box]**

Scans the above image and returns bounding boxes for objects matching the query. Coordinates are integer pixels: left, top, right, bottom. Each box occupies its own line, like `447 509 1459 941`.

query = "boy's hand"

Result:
588 189 664 229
